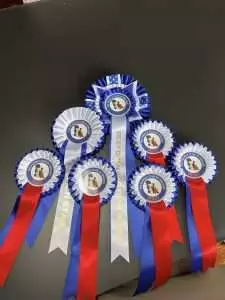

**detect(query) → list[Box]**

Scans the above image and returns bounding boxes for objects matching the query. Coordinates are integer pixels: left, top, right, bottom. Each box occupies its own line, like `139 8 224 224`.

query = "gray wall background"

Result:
0 0 225 299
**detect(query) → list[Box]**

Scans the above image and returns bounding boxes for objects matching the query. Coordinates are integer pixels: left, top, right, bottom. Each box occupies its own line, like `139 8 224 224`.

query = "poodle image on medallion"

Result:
73 125 84 138
146 135 159 148
145 180 159 195
34 164 45 179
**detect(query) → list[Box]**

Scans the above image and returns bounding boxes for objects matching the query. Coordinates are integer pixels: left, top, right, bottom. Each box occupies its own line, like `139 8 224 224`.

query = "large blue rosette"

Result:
47 107 106 255
63 157 117 300
85 73 151 262
128 164 178 294
170 142 217 273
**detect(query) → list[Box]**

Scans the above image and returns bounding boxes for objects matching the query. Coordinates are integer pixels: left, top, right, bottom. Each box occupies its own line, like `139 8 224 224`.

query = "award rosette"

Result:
131 120 174 165
171 142 217 273
128 165 178 293
0 149 64 286
131 120 183 253
48 107 105 255
85 73 151 262
63 157 117 300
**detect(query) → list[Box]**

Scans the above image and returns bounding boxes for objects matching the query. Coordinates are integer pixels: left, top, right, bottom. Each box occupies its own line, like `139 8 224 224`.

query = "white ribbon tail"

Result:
110 116 130 262
48 142 82 255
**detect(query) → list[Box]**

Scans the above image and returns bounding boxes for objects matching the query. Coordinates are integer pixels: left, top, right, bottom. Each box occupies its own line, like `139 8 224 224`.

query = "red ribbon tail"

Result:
187 178 217 272
167 206 184 243
149 202 172 288
77 194 100 300
147 152 166 166
0 184 41 286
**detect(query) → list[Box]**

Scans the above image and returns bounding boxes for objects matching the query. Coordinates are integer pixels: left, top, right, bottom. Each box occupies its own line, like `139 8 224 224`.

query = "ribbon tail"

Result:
167 206 183 243
135 209 155 295
126 133 145 258
0 184 41 286
26 191 58 247
187 178 217 272
0 197 20 245
185 183 202 272
62 204 81 299
76 194 100 300
110 116 129 262
48 179 74 255
49 143 83 255
150 202 172 288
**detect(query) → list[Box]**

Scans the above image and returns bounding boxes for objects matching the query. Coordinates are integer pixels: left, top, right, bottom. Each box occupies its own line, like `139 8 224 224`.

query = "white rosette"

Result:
16 149 64 194
131 120 174 161
49 107 105 255
128 165 177 209
172 142 216 184
68 157 117 204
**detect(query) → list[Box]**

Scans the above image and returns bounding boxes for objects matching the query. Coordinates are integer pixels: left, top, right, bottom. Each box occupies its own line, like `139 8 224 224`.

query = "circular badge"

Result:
85 73 151 123
80 168 107 196
16 149 65 195
105 93 131 116
171 142 216 183
66 120 92 143
140 130 165 153
139 174 167 202
131 120 174 161
52 107 105 155
69 157 117 205
128 165 177 209
26 158 54 186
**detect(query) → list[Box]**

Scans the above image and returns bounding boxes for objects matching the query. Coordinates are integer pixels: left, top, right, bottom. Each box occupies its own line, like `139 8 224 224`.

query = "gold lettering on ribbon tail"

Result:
111 117 130 262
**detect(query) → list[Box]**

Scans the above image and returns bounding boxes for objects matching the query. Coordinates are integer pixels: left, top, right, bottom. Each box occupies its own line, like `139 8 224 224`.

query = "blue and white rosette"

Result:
131 120 174 164
63 157 117 300
85 73 151 262
170 142 217 273
128 165 177 293
0 149 64 272
48 107 105 255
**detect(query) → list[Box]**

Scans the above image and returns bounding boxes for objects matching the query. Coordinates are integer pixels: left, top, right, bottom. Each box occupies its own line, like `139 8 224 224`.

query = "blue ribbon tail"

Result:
26 191 58 247
135 209 155 295
62 203 81 299
0 197 20 245
126 124 145 258
186 183 202 273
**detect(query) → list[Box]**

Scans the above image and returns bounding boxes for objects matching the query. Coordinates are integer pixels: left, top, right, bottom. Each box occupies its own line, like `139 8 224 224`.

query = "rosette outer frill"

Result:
85 73 151 262
171 142 217 273
48 107 105 255
62 157 117 300
128 165 178 294
130 120 183 257
0 149 64 286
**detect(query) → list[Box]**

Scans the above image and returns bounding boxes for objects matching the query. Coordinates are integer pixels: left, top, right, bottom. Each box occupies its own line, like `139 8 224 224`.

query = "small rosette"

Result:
131 120 174 161
85 74 151 123
68 157 117 205
16 149 65 195
128 165 177 209
171 142 216 184
51 107 105 155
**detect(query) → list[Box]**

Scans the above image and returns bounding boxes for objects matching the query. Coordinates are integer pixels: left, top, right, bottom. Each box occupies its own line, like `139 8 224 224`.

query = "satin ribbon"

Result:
76 194 100 300
62 204 81 299
0 196 20 245
0 184 42 286
127 128 145 258
49 142 86 255
186 177 217 272
135 201 173 294
147 152 183 243
26 191 58 247
110 116 129 262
